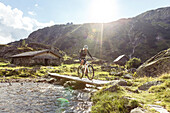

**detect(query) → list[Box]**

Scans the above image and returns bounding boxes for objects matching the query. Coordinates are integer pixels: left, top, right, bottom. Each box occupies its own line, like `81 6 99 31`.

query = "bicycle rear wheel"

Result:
87 65 94 80
77 66 84 79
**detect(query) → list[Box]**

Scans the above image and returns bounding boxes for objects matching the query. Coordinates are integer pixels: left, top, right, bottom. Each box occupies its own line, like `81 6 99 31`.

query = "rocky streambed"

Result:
0 82 93 113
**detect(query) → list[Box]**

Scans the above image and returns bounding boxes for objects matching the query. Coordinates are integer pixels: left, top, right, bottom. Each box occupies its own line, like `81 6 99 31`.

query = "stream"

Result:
0 82 93 113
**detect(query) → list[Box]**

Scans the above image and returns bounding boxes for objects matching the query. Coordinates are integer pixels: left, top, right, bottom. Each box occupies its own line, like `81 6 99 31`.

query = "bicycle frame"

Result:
83 61 89 75
78 60 94 80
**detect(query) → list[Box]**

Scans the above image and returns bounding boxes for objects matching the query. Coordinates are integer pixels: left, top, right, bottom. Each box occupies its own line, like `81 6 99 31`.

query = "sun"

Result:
89 0 118 23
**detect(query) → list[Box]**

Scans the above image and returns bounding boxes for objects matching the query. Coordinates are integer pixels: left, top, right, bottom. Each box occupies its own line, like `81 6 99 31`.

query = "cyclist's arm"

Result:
79 49 81 59
87 50 93 59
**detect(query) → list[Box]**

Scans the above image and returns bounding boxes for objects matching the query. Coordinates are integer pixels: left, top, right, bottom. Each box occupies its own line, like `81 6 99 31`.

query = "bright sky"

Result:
0 0 170 44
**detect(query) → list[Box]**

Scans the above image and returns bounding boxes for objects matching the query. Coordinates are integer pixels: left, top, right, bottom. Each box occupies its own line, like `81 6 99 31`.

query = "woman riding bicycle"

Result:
79 45 93 68
78 45 94 80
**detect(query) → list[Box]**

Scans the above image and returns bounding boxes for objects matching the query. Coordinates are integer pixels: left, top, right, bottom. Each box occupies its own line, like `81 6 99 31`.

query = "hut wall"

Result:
49 59 61 66
33 58 45 65
118 57 129 65
11 52 62 66
114 57 129 66
33 53 61 66
12 57 34 66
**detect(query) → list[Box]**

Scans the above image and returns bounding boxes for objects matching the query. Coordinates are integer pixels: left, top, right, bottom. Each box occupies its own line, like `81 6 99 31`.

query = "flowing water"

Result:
0 83 93 113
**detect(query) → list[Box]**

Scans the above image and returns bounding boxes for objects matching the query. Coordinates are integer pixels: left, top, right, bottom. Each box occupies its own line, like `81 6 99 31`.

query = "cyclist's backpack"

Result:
80 49 86 56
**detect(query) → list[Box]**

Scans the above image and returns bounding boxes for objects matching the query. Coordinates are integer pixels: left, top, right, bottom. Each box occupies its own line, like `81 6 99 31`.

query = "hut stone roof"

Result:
114 55 126 62
11 49 62 58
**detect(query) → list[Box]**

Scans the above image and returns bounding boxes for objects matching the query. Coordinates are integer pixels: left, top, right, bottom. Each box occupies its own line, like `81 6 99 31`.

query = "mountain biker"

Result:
79 45 93 68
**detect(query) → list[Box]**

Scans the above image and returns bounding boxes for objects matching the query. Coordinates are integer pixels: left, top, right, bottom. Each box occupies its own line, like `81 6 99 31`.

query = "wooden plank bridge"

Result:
48 73 111 86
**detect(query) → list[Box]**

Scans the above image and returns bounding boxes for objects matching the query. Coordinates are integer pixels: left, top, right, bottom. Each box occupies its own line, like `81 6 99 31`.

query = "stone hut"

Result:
11 50 62 66
113 55 129 66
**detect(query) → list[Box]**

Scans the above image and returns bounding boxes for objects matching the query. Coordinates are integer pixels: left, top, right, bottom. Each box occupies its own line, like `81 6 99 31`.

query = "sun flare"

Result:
89 0 118 23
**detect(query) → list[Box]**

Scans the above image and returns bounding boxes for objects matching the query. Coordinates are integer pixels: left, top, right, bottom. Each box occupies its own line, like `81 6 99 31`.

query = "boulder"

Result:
124 74 133 79
130 107 145 113
138 81 163 91
128 68 137 73
124 87 139 93
47 78 56 84
110 79 128 86
114 72 124 76
148 104 169 113
64 81 86 90
102 84 120 92
117 79 128 86
57 79 68 85
137 48 170 77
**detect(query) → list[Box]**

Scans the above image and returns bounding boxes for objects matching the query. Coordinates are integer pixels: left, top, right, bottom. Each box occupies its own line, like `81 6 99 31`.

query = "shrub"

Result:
128 100 139 109
126 57 141 69
164 80 170 87
159 73 170 80
91 93 129 113
91 85 141 113
133 72 138 77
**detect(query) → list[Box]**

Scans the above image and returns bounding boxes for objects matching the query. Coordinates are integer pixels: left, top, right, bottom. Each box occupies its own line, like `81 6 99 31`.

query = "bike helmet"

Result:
84 45 88 49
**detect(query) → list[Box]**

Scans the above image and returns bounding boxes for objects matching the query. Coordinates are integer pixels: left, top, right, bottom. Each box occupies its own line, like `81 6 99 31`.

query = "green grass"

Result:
0 62 126 81
91 85 140 113
17 46 33 50
0 62 9 67
91 73 170 113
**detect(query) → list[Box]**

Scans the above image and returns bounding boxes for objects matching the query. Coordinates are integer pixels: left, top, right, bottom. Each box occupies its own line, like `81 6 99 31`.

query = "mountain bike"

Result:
77 61 94 80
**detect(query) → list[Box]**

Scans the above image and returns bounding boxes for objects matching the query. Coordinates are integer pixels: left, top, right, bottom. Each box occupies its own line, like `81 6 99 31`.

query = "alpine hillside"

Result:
2 7 170 61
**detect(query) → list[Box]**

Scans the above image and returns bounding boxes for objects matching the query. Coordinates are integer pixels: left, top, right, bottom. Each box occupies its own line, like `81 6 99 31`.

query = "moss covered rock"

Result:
138 81 163 91
91 85 140 113
64 81 86 90
137 48 170 77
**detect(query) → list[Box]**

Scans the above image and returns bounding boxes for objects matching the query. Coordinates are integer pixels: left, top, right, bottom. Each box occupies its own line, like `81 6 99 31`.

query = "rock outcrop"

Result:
138 81 163 91
137 48 170 77
63 81 86 90
130 107 145 113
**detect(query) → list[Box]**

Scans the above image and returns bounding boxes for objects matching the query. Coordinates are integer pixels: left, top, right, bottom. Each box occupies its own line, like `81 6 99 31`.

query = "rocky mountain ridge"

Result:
1 7 170 61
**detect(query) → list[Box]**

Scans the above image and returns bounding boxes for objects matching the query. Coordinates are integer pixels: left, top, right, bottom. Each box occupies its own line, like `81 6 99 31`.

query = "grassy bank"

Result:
0 61 121 81
91 73 170 113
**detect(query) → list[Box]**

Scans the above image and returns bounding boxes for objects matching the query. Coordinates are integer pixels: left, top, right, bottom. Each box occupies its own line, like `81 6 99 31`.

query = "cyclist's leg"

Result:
83 59 86 65
80 59 84 66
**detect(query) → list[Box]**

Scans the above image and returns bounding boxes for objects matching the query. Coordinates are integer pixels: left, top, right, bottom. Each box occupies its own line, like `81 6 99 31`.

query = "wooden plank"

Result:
48 73 111 86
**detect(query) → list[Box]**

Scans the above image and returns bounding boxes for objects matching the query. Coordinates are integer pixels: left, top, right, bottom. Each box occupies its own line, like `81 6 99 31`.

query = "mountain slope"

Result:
4 7 170 61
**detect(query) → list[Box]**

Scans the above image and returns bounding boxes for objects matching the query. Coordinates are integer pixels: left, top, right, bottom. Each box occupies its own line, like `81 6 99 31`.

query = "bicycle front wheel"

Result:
87 65 94 80
77 66 84 79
